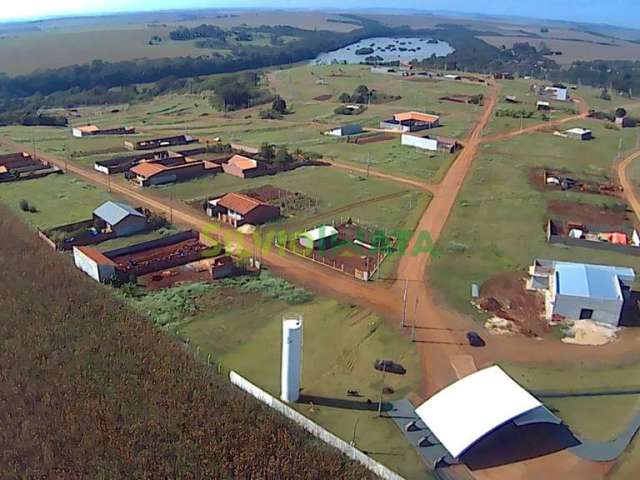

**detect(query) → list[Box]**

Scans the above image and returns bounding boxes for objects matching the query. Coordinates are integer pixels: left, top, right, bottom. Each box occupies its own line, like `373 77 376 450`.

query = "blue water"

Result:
314 36 454 65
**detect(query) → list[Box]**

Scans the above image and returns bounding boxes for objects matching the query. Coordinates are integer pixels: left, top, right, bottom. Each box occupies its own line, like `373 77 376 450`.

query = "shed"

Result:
401 133 438 151
222 155 265 179
328 124 363 137
93 201 147 236
536 101 551 111
415 366 562 461
565 128 593 140
299 225 339 251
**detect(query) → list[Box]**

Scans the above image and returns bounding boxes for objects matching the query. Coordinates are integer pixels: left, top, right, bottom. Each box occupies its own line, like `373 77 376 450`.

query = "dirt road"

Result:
617 148 640 221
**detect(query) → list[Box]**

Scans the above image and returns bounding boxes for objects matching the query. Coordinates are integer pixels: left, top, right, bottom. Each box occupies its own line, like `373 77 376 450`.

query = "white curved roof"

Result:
415 366 542 458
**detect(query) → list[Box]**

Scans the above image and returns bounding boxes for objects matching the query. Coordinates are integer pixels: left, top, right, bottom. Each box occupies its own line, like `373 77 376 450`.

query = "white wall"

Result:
73 247 115 283
402 134 438 151
553 294 623 326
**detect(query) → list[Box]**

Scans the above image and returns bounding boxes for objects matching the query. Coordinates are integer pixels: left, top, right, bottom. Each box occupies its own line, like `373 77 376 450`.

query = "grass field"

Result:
124 272 428 479
430 117 640 319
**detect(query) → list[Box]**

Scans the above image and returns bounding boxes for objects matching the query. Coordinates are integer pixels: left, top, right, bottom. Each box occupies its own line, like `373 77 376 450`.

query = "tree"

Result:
259 142 275 161
600 88 612 101
272 95 287 114
615 107 627 118
275 146 292 165
354 84 369 96
338 92 351 103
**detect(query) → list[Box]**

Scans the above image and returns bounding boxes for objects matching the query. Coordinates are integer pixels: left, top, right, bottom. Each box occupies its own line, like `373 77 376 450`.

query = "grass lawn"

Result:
430 118 640 318
124 272 428 479
501 362 640 442
0 174 113 229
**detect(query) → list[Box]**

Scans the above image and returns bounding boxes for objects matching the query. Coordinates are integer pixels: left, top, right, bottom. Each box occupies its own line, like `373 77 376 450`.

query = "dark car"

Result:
374 359 406 375
467 331 486 347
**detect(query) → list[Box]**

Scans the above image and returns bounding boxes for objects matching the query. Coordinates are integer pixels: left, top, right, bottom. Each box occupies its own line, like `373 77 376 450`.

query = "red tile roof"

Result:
227 154 257 171
76 246 118 267
394 111 440 123
217 192 267 215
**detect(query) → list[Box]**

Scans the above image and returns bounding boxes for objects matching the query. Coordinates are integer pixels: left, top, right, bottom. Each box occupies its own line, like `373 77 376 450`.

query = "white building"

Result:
527 259 635 326
401 133 438 151
73 246 117 283
415 366 562 462
281 316 303 403
327 124 363 137
565 127 593 140
544 85 569 101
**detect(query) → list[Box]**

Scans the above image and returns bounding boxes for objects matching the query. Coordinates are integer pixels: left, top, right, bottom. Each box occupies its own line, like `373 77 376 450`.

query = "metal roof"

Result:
301 225 338 242
554 261 635 300
93 201 144 226
415 366 544 458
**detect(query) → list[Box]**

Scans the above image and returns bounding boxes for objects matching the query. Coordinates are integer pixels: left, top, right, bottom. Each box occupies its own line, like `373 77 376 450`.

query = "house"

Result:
222 155 265 179
125 135 198 151
207 192 280 227
129 158 220 186
299 225 339 250
615 116 637 128
72 125 135 138
527 259 635 326
536 101 551 111
381 111 440 132
565 127 593 140
415 366 563 467
401 134 460 153
543 84 569 101
327 124 363 137
73 246 118 283
93 201 147 236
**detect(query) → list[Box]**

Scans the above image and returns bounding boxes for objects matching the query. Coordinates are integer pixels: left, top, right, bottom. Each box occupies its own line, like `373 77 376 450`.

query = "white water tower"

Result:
281 315 303 403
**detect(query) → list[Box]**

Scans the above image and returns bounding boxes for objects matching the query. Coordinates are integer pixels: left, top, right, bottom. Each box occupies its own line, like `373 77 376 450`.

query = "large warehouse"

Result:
527 259 636 326
414 366 571 469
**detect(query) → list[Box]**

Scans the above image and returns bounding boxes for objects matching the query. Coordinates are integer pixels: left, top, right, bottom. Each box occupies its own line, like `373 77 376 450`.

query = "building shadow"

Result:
461 422 580 470
297 394 394 412
619 291 640 327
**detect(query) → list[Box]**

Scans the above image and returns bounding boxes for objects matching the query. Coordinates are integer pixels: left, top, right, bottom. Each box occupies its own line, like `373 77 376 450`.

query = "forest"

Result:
0 208 374 479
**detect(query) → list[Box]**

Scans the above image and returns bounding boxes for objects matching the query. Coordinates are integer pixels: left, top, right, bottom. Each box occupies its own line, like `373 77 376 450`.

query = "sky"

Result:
1 1 639 30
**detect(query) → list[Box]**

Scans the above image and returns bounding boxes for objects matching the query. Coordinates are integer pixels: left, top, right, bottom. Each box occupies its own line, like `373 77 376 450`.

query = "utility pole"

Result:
377 362 387 417
107 172 111 193
401 279 408 328
350 418 359 447
411 296 418 342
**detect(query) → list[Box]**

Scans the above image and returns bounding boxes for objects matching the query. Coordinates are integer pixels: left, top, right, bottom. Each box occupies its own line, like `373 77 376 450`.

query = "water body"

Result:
314 36 454 65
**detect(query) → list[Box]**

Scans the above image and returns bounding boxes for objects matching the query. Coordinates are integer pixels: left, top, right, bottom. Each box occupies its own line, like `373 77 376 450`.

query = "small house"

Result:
73 246 118 283
565 128 593 140
93 201 147 236
299 225 339 251
527 259 635 326
129 159 219 186
543 84 569 101
222 155 265 179
327 124 363 137
207 192 280 227
381 111 440 132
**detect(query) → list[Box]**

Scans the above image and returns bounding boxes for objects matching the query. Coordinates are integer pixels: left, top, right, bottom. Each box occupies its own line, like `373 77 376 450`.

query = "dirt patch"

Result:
562 320 619 346
547 199 630 226
529 167 623 198
479 271 547 337
139 263 211 290
313 94 333 101
244 184 296 203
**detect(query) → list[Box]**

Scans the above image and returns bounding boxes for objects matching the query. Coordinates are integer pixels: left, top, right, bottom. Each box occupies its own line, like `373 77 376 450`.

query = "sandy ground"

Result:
562 320 619 346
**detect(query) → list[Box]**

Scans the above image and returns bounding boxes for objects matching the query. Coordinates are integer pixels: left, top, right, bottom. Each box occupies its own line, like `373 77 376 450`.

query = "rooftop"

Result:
75 125 99 133
394 111 440 123
565 127 592 135
302 225 338 241
227 154 258 171
554 261 635 300
93 201 144 226
130 162 168 178
216 192 267 215
415 366 555 459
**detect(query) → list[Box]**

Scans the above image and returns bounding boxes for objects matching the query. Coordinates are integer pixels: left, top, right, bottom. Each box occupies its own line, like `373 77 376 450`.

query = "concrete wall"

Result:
401 134 438 151
553 294 623 326
229 371 406 480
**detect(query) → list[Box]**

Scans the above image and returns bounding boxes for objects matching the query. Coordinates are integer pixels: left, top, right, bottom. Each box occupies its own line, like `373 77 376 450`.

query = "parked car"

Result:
374 359 406 375
467 331 486 347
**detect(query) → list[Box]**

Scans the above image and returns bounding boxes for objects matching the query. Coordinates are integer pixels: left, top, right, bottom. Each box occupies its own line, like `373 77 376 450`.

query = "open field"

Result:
430 118 640 319
502 362 640 443
479 35 640 65
0 10 357 75
127 274 427 479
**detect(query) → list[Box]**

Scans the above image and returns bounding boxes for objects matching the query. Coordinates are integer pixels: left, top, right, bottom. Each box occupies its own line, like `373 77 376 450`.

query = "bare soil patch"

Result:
547 199 631 226
313 94 333 101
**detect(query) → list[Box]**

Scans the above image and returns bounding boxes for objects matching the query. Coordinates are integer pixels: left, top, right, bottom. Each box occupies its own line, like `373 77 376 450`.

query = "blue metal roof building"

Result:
93 201 147 237
543 260 636 326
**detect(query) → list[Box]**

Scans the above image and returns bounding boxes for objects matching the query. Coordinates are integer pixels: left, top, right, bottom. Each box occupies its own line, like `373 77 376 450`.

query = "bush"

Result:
19 199 30 212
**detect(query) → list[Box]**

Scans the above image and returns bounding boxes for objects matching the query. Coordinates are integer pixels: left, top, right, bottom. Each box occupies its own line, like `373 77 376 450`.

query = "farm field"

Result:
429 118 640 319
0 11 356 75
125 274 427 479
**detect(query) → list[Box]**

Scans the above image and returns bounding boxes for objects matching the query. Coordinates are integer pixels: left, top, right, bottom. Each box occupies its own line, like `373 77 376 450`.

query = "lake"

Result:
313 36 454 65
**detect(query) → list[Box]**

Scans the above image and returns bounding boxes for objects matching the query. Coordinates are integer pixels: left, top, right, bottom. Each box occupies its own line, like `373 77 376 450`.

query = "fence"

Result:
229 371 406 480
